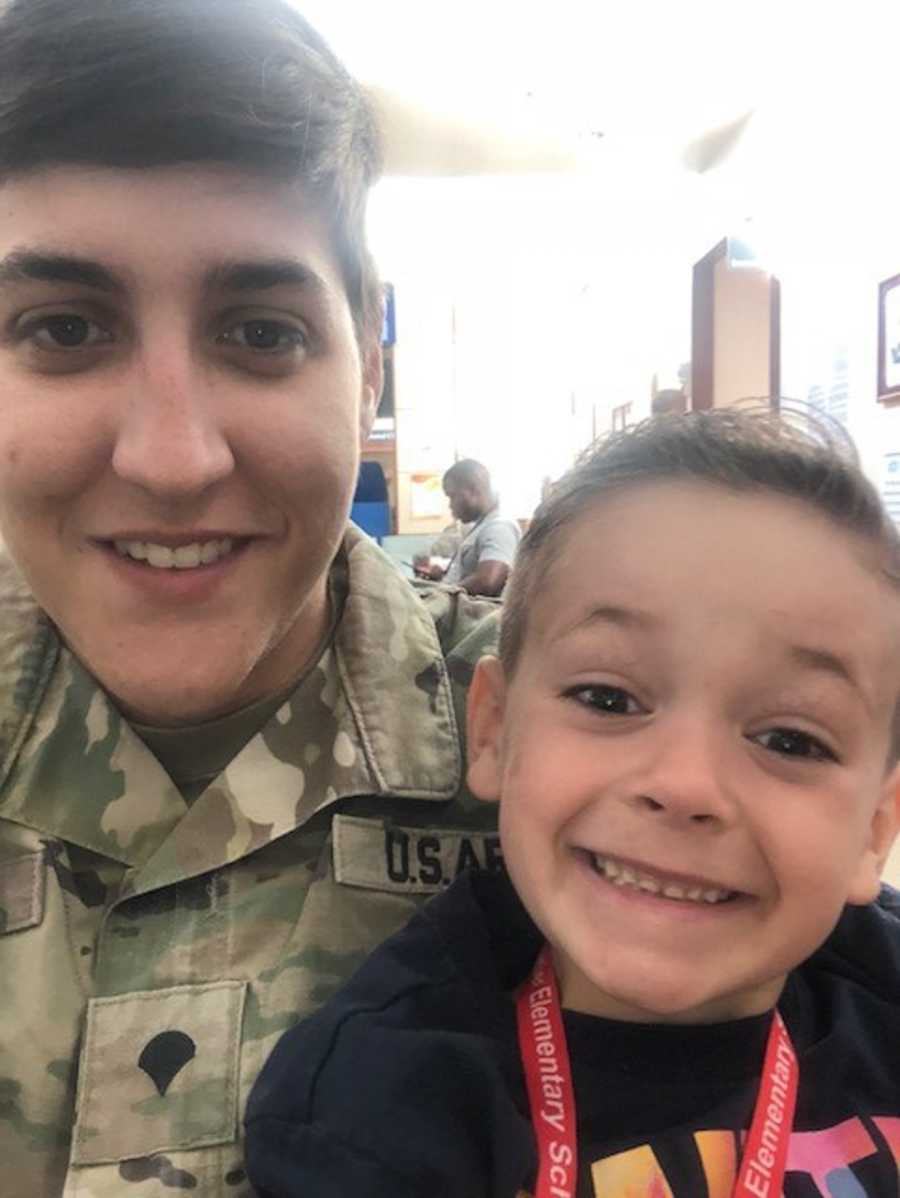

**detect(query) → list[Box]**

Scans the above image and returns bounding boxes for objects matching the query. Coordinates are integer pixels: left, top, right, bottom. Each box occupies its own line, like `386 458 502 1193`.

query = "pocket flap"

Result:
0 849 45 934
72 980 247 1165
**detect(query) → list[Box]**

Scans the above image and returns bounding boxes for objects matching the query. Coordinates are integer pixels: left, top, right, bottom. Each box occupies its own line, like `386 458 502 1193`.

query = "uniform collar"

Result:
0 529 463 890
335 525 462 798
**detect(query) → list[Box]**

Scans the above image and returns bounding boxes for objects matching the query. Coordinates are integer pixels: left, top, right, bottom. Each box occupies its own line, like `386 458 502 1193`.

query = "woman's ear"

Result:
847 763 900 905
358 334 384 443
466 656 507 803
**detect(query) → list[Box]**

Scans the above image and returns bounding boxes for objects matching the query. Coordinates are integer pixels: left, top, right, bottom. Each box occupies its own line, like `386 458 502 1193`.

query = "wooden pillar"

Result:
691 238 780 411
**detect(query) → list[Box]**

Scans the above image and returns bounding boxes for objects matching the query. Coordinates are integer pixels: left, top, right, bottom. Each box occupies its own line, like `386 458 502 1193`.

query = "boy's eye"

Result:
216 319 307 354
754 728 836 762
565 684 640 715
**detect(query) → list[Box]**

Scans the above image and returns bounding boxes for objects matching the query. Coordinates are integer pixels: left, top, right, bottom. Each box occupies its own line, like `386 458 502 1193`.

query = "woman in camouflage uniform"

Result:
0 2 500 1193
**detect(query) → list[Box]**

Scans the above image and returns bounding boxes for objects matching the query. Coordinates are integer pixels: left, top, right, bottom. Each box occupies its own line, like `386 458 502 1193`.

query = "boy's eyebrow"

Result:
204 258 330 297
554 604 656 643
0 249 123 292
789 644 869 707
556 618 872 702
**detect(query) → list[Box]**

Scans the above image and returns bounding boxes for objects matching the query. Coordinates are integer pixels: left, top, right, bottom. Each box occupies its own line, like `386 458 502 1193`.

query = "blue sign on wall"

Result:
381 282 396 346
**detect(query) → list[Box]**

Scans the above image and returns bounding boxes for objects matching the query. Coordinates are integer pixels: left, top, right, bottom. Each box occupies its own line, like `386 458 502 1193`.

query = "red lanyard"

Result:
516 946 798 1198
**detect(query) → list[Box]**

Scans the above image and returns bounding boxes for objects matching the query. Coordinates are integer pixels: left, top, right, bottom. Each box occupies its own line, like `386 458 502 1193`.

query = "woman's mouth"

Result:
111 537 241 569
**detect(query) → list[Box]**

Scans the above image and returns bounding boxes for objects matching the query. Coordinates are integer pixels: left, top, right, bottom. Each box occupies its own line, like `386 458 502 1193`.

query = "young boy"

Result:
245 408 900 1198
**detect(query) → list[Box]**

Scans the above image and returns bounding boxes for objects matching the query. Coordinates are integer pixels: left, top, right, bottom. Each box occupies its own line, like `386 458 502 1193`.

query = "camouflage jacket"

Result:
0 526 501 1197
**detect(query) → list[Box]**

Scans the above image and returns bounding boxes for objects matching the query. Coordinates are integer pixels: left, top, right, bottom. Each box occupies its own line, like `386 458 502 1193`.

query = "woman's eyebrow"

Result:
204 257 330 296
0 248 122 292
0 250 333 300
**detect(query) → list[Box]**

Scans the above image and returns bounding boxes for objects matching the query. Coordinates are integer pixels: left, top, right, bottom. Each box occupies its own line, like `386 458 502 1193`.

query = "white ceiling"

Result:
298 0 900 181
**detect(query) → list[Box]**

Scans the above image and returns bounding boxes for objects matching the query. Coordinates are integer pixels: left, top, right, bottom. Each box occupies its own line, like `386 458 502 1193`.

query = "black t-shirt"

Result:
245 870 900 1198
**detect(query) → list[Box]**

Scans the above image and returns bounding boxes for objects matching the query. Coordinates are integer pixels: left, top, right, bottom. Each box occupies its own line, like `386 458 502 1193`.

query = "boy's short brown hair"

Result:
500 407 900 688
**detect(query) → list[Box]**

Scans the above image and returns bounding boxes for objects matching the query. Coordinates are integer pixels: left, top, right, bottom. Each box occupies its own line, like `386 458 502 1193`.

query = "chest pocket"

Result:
71 980 247 1165
0 849 45 934
332 813 504 896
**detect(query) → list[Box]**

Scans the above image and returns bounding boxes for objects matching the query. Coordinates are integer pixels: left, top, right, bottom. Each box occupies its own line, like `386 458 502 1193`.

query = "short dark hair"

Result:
0 0 383 341
500 407 900 686
443 459 490 491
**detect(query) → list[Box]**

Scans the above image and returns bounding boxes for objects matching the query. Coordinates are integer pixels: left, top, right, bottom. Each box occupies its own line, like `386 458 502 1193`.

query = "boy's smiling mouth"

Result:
585 852 740 905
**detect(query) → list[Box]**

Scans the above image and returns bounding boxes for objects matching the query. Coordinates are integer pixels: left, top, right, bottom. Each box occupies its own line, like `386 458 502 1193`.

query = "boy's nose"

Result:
111 347 234 500
627 717 736 827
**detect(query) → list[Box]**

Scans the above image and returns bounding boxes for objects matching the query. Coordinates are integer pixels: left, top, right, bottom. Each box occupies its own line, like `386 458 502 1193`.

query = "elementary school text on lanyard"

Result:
516 946 798 1198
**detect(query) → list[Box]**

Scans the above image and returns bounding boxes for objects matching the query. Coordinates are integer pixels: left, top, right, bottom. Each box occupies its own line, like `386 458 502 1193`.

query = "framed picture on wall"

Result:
878 273 900 402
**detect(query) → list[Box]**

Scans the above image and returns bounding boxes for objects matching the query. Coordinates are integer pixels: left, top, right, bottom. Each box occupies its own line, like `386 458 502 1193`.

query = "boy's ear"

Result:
846 764 900 906
466 655 507 804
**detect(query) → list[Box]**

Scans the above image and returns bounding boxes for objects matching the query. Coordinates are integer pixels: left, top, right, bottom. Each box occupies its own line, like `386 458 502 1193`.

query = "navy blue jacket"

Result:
246 870 900 1198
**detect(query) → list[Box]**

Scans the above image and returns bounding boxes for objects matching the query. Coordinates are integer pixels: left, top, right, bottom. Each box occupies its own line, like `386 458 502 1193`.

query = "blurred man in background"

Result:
417 459 520 597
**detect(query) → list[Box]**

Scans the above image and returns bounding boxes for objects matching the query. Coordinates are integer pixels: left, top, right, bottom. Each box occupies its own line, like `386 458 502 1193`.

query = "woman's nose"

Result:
110 349 234 500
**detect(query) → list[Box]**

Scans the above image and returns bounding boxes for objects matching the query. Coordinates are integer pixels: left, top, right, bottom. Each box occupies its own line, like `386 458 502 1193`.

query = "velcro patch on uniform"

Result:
72 979 247 1165
0 849 45 935
333 814 503 895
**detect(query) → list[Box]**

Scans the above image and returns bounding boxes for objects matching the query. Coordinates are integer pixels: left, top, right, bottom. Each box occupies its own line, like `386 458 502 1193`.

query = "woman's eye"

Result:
25 314 112 350
217 319 307 353
566 684 640 715
754 728 835 762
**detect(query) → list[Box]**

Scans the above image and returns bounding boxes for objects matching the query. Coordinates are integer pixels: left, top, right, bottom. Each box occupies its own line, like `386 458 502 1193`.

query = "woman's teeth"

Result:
113 538 235 569
591 854 735 905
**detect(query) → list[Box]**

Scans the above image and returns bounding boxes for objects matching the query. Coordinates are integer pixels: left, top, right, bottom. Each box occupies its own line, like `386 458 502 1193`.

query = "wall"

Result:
367 166 714 527
392 283 457 536
369 177 613 527
780 256 900 497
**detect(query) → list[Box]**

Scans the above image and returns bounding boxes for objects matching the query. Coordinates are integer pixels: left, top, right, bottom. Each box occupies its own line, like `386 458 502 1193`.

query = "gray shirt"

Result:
444 508 521 585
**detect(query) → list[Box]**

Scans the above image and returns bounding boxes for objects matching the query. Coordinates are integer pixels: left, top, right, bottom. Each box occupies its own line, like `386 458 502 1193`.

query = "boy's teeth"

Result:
114 538 234 568
594 855 733 905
